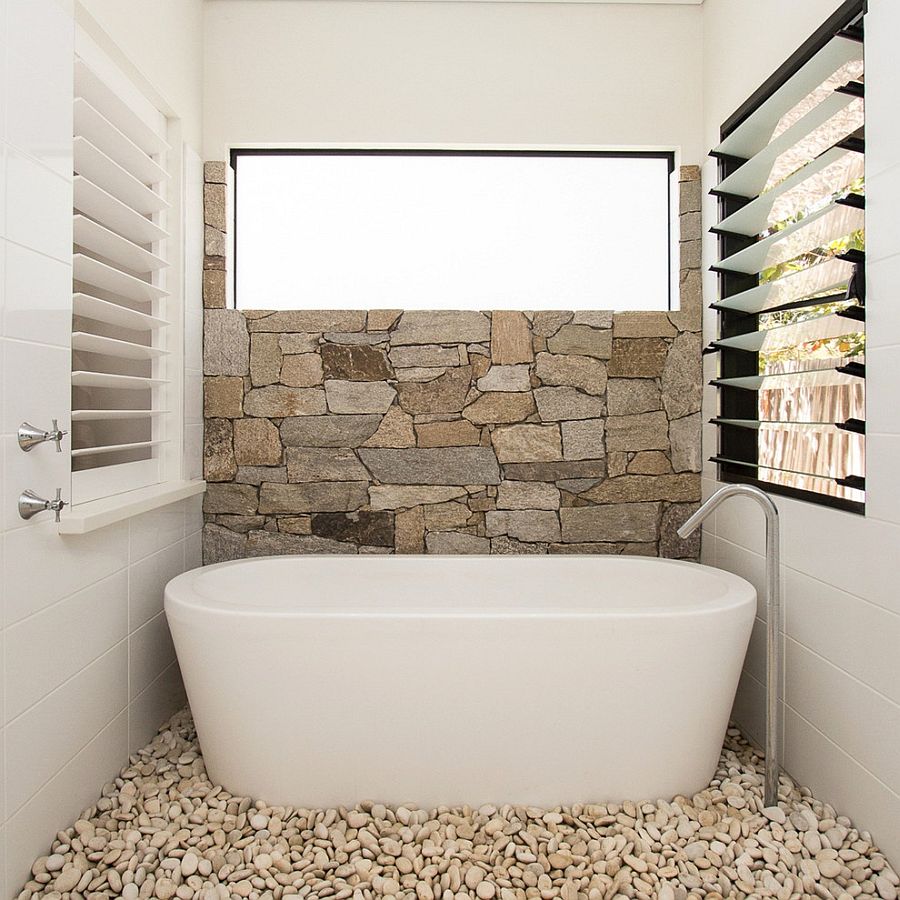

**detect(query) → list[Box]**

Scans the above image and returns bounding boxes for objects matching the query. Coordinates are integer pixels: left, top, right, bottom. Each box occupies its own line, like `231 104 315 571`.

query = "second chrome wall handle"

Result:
19 488 68 523
18 420 67 452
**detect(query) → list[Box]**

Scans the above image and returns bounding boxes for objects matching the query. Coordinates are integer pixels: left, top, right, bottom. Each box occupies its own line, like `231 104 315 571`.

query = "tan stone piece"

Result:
491 311 533 364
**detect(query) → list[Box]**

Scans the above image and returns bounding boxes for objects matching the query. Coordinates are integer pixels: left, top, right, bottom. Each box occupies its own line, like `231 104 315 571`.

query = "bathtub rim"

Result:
165 554 757 621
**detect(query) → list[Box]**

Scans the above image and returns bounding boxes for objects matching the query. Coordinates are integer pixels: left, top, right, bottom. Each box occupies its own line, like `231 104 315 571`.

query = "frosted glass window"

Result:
233 151 673 310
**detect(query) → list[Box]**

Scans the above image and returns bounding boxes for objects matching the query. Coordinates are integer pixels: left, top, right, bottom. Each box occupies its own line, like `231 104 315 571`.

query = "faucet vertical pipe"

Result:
677 483 781 806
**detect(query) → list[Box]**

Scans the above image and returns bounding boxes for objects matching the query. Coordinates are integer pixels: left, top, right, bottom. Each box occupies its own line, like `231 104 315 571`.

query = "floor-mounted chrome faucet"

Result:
19 488 68 522
678 483 782 808
18 419 67 452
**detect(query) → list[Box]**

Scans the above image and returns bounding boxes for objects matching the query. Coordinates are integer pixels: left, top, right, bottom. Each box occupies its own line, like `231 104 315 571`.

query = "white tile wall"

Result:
0 0 205 894
702 0 900 867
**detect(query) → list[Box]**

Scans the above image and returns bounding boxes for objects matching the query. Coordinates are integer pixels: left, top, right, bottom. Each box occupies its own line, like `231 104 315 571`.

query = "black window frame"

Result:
710 0 867 516
229 147 677 314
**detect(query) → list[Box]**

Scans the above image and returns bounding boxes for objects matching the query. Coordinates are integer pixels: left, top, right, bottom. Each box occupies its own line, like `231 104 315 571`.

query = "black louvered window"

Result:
710 0 866 513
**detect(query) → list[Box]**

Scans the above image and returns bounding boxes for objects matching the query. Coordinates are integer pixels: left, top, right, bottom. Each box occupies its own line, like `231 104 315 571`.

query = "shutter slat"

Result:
74 215 167 274
73 98 168 186
711 35 862 159
72 371 166 390
712 363 864 391
74 253 168 304
709 455 862 484
71 439 168 458
72 332 169 360
715 200 863 274
75 59 169 156
712 306 862 352
72 409 168 421
712 417 864 432
74 175 168 245
74 137 169 216
73 293 169 331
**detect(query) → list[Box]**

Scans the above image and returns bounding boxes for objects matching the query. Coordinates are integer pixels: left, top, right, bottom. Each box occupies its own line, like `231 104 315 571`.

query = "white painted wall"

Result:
701 0 900 865
0 0 204 894
202 0 704 163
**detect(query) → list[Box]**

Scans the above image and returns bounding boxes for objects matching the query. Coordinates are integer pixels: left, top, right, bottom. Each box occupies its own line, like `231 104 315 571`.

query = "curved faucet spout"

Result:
683 483 781 807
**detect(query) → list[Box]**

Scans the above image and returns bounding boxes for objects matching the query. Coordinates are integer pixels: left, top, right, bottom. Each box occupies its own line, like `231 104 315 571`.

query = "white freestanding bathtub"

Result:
165 555 755 809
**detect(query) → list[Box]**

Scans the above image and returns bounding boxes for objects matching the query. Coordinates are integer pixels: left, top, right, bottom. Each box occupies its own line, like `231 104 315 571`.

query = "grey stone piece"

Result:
279 333 320 353
531 311 573 337
323 331 390 345
203 483 258 516
258 481 369 513
244 386 327 417
249 333 283 387
485 510 561 543
202 524 247 565
462 392 536 425
246 530 356 555
561 420 606 461
391 310 491 345
280 415 382 448
663 331 702 420
359 448 501 485
204 183 226 230
606 411 670 452
607 379 662 416
204 418 236 482
285 448 370 482
204 310 249 376
534 353 607 396
311 512 394 547
546 324 612 359
490 536 548 555
280 353 324 387
534 386 604 421
246 310 367 332
608 338 668 378
396 366 472 414
612 312 676 338
325 380 396 414
425 532 490 554
389 345 461 367
369 485 469 510
669 413 702 473
204 161 227 183
660 502 701 559
560 503 661 543
496 481 560 510
491 424 562 463
501 460 607 481
581 474 700 504
361 407 416 448
235 466 288 485
476 365 531 392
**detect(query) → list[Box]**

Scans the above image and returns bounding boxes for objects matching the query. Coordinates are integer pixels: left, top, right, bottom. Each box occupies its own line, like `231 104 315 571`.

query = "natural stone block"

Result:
424 501 472 530
534 386 604 422
203 524 246 565
391 310 491 345
247 311 367 332
581 474 700 504
680 164 700 183
280 414 381 448
325 380 396 413
607 379 662 416
203 483 258 516
491 424 562 463
321 344 393 381
556 477 602 493
244 386 327 417
560 503 660 543
607 452 628 478
669 413 702 473
425 532 490 554
234 418 282 466
501 460 607 481
286 447 369 482
204 418 236 482
476 365 531 392
608 338 668 378
497 480 560 510
250 333 282 386
663 332 702 420
324 331 389 345
680 240 701 270
534 353 607 395
204 183 227 230
491 536 548 554
204 225 225 257
396 366 472 414
204 310 249 376
547 324 612 359
550 541 657 556
462 392 536 425
235 466 287 485
204 254 225 270
213 515 265 534
204 161 227 184
396 367 448 382
415 419 481 447
395 506 425 553
369 485 469 510
606 411 670 451
203 269 226 309
628 451 672 475
368 309 402 331
204 376 244 419
280 352 324 387
660 502 701 559
258 481 368 513
390 345 460 367
485 510 560 543
279 333 320 354
532 311 573 337
361 406 416 448
561 420 605 461
277 516 312 534
491 311 533 364
612 312 676 338
680 177 702 213
680 210 702 242
247 530 355 555
359 448 500 485
311 512 394 547
572 311 613 328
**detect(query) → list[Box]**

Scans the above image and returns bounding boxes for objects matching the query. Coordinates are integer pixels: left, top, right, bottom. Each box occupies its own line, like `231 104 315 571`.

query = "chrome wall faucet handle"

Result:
18 419 67 452
19 488 68 522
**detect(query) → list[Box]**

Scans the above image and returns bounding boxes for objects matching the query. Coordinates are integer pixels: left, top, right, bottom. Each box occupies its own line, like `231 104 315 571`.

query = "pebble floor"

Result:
19 710 899 900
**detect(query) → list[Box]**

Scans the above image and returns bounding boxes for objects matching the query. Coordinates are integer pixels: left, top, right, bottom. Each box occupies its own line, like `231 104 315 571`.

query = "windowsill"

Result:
57 480 207 535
